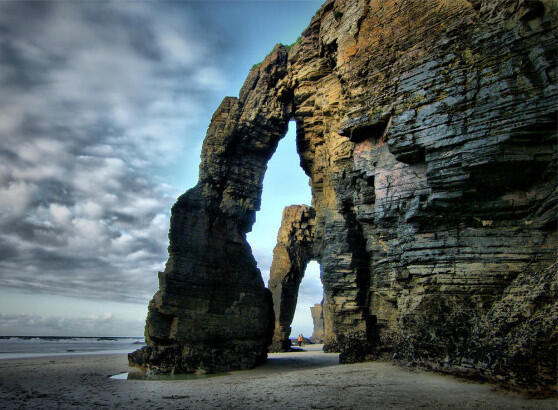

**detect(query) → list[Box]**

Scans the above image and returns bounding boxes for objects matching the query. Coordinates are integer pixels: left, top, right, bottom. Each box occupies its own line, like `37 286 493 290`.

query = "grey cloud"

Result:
0 248 157 303
32 179 75 208
0 7 61 91
0 2 227 306
0 312 145 337
0 238 19 260
0 43 45 88
29 248 113 272
1 217 66 247
298 280 324 302
107 211 138 225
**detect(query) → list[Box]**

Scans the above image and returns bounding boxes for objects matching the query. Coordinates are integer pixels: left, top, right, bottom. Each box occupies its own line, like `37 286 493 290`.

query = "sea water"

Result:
0 336 145 359
110 371 228 381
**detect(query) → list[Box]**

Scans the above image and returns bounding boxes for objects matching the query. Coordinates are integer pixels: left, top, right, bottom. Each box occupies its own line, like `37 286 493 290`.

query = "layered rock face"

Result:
134 0 557 392
268 205 316 352
310 303 325 343
129 46 291 374
286 0 556 391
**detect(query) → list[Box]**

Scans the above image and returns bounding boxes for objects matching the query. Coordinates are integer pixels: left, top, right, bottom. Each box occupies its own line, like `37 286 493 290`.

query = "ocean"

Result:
0 336 145 359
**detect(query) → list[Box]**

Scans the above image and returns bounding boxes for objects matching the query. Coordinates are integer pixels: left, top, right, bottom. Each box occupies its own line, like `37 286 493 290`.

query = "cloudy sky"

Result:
0 0 322 337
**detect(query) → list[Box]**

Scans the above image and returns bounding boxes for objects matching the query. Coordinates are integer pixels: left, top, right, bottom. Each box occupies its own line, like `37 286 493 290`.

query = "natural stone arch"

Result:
129 45 293 374
130 0 557 392
267 205 317 352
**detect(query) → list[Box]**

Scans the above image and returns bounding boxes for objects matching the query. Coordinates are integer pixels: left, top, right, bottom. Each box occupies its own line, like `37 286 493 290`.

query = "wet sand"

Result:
0 344 556 409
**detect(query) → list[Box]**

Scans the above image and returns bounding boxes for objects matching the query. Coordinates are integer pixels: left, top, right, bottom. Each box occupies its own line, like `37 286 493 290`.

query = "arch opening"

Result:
291 260 324 344
245 120 325 352
247 119 311 288
266 204 317 352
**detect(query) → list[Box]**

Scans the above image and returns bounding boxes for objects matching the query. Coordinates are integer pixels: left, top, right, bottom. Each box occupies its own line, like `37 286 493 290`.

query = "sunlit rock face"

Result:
268 205 316 352
310 303 325 343
132 0 557 392
287 0 556 392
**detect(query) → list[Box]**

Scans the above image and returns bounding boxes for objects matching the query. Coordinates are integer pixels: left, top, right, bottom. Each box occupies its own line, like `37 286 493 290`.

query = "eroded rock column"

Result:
129 45 292 374
268 205 316 352
310 302 325 343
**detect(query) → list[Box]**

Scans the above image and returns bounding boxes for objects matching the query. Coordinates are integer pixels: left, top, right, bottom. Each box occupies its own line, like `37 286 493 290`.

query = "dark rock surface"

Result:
268 205 316 352
286 0 557 392
133 0 557 392
129 45 290 374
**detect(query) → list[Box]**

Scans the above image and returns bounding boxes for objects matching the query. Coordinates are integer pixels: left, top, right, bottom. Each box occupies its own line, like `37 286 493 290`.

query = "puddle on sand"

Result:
110 371 228 381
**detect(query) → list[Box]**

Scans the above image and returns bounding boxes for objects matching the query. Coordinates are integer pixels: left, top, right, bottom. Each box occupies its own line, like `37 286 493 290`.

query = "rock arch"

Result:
131 0 557 392
267 205 317 352
129 45 292 374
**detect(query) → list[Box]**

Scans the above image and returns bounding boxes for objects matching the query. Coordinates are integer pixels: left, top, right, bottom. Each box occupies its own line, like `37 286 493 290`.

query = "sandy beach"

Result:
0 344 555 409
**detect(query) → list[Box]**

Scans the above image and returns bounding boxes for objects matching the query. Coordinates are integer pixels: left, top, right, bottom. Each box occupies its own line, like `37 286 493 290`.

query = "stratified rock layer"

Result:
268 205 316 352
287 0 557 392
310 303 325 343
129 45 291 374
134 0 557 392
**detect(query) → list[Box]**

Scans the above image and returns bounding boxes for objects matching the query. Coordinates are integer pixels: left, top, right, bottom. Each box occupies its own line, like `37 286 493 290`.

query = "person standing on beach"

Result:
297 334 303 347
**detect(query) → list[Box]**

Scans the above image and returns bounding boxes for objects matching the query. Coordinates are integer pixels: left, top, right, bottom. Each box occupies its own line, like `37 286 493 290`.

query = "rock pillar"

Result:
129 45 292 374
268 205 316 352
310 302 325 343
